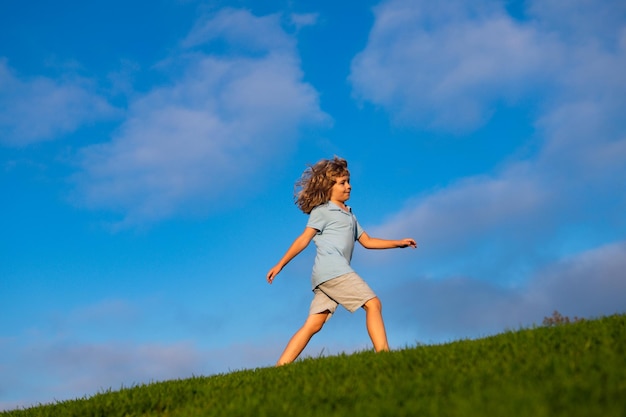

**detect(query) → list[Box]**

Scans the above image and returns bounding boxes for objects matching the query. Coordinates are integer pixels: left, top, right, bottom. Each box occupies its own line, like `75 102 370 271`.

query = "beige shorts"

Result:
309 272 377 320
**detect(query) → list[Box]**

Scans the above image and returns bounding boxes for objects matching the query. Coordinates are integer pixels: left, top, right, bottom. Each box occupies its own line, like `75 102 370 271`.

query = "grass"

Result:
3 313 625 417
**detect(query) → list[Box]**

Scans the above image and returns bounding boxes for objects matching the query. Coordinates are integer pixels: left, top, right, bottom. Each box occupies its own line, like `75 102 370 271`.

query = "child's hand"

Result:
399 238 417 249
266 265 282 284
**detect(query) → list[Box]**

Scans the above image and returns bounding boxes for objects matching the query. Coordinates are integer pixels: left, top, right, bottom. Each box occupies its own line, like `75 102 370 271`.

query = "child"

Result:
266 156 417 365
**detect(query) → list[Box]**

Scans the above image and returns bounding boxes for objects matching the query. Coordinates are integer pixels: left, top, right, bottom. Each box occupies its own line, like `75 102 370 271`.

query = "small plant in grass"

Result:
542 310 585 326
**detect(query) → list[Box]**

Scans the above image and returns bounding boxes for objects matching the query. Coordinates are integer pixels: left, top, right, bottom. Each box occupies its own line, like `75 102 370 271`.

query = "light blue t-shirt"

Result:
306 201 364 289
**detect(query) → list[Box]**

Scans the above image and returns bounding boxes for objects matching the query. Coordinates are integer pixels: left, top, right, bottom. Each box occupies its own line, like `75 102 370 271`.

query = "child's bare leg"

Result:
276 312 329 366
363 297 389 352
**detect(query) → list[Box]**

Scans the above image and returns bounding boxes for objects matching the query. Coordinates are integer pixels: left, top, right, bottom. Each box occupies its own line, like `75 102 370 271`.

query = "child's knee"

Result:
304 312 328 333
364 297 382 312
306 320 323 334
311 321 325 333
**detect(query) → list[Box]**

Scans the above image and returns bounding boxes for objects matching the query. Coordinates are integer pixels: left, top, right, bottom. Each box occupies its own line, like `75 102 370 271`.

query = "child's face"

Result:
330 175 351 204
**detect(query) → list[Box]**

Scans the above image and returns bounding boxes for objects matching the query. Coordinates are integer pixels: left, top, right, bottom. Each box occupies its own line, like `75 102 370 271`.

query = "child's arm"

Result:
358 231 417 250
267 227 318 284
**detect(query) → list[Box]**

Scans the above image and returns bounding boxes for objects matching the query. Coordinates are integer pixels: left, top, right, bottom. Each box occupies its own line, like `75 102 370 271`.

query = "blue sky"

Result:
1 0 625 410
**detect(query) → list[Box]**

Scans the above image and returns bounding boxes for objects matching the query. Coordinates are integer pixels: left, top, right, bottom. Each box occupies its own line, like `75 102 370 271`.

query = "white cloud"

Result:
528 0 626 45
182 8 293 52
349 0 561 131
373 168 548 252
529 240 626 315
0 338 206 411
73 9 328 226
0 293 275 411
350 0 626 135
383 240 626 343
289 12 320 30
0 338 286 412
354 0 626 258
0 59 118 146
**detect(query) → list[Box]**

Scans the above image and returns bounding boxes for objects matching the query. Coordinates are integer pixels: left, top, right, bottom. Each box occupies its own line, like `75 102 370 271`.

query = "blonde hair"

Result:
295 156 349 214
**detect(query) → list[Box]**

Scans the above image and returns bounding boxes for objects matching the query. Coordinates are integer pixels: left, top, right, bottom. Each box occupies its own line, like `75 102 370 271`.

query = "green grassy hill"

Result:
4 314 625 417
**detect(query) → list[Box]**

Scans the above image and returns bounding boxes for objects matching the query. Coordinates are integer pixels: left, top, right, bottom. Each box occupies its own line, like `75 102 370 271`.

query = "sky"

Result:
1 0 625 410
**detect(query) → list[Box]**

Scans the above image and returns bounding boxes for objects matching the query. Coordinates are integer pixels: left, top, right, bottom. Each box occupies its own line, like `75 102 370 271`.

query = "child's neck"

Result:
330 199 349 211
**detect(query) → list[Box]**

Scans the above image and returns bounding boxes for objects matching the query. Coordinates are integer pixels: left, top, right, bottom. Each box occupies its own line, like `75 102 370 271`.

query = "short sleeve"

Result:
306 205 327 232
355 218 364 240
